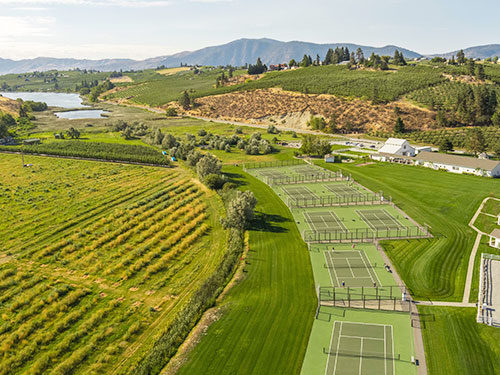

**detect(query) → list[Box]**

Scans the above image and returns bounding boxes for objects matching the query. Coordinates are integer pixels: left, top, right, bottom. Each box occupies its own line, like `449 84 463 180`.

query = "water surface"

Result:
0 92 88 109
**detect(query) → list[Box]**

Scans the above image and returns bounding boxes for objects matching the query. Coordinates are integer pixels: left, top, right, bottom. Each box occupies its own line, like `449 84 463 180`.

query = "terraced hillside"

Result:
0 153 226 375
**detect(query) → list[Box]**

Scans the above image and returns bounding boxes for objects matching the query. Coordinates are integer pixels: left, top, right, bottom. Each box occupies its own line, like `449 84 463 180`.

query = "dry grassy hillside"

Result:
0 95 21 117
189 88 436 132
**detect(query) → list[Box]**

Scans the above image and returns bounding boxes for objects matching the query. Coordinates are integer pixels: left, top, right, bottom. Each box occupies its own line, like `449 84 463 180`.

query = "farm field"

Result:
176 166 316 375
418 306 500 375
106 68 246 107
316 160 500 301
0 153 226 375
210 64 446 102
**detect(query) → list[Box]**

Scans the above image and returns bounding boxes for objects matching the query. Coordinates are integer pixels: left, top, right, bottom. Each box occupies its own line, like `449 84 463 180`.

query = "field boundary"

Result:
0 150 172 168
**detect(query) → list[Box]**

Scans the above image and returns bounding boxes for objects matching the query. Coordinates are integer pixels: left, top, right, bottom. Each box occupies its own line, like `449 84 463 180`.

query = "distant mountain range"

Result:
0 38 499 75
433 44 500 60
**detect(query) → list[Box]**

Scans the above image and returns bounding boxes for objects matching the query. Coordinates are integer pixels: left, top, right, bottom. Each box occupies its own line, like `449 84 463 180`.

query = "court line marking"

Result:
359 250 382 286
384 325 387 375
333 321 343 375
391 326 395 375
359 337 363 375
324 251 340 286
345 258 356 278
340 334 384 341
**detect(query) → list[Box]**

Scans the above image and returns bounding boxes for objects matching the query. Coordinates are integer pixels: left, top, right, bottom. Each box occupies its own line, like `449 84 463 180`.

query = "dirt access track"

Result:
188 88 436 133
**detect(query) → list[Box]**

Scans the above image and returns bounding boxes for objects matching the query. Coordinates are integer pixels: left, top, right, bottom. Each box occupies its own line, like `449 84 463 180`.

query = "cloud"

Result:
0 0 171 7
0 15 55 39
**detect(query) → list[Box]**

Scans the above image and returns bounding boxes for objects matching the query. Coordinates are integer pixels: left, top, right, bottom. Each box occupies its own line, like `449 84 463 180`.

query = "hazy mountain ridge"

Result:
0 38 498 75
432 44 500 59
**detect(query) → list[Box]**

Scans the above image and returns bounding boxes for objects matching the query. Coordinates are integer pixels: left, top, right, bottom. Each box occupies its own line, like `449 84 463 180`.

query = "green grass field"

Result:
176 166 316 374
0 153 226 375
316 160 500 301
418 306 500 375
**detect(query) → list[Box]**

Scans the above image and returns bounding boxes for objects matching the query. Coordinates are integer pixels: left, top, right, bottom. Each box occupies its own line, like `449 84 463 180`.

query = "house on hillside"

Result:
377 138 415 157
415 152 500 178
489 229 500 249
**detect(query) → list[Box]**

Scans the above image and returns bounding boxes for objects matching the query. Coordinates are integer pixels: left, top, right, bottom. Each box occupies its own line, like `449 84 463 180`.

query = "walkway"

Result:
463 197 500 304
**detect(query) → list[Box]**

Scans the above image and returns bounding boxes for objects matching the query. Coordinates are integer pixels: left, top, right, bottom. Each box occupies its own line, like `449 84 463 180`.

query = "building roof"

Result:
415 151 500 171
385 138 408 146
490 228 500 239
378 144 405 154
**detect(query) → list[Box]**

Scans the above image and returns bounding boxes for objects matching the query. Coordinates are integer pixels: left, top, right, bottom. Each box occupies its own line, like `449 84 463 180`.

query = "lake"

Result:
0 92 88 109
55 110 109 119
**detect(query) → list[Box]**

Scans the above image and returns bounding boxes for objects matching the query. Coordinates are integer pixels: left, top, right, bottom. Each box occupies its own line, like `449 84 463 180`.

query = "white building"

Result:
498 214 500 225
489 229 500 249
377 138 415 156
415 152 500 178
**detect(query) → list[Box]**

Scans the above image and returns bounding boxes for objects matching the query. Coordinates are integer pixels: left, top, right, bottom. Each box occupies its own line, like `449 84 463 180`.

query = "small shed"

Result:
23 138 41 145
170 156 177 162
324 154 336 163
489 228 500 249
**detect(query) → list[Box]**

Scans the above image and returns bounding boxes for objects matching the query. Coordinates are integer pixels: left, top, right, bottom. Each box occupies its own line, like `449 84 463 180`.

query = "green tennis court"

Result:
324 250 382 287
325 321 395 375
257 169 287 179
282 186 319 200
304 211 346 231
356 209 405 230
324 183 361 197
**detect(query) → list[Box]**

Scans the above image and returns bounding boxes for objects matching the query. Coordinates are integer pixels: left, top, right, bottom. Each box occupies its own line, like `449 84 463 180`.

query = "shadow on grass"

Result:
248 211 290 233
224 172 248 187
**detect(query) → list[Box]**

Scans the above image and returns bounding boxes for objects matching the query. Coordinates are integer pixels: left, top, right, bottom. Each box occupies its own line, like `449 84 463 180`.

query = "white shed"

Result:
378 138 415 156
489 229 500 249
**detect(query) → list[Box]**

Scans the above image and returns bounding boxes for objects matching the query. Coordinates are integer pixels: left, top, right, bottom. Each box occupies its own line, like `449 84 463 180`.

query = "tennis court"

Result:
325 321 395 375
304 211 347 231
324 250 381 288
324 183 362 197
257 169 287 179
282 186 319 200
356 209 405 230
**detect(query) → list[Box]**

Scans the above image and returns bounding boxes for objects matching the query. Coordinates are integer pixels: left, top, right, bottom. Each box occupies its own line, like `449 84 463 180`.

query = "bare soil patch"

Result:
189 88 436 132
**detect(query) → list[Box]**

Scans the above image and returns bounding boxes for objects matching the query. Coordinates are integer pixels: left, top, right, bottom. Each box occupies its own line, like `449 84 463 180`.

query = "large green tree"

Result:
465 128 486 154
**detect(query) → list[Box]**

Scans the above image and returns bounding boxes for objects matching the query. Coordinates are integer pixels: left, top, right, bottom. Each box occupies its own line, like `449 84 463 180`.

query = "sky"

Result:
0 0 499 60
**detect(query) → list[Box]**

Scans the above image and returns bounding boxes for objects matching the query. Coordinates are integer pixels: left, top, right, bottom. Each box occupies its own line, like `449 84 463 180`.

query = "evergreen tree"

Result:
476 64 486 80
315 54 321 66
301 54 311 67
356 48 365 64
324 48 334 65
394 117 405 133
179 91 191 110
465 128 486 155
467 59 476 76
457 49 466 64
439 138 453 153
